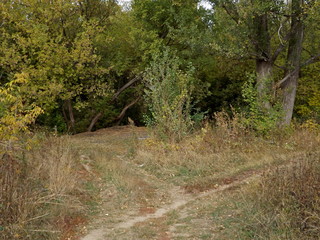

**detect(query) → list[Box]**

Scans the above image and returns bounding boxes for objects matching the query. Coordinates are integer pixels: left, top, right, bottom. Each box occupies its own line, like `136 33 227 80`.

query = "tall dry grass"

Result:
134 111 320 193
239 152 320 239
0 135 86 240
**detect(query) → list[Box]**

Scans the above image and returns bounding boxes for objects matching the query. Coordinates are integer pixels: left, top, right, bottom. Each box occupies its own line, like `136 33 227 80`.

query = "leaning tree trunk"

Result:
281 0 304 126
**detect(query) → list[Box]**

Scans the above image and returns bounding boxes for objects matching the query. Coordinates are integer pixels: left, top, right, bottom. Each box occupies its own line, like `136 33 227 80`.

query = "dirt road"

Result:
72 126 264 240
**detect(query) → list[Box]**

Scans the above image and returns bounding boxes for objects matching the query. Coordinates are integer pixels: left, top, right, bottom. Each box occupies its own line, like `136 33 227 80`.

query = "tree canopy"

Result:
1 0 319 138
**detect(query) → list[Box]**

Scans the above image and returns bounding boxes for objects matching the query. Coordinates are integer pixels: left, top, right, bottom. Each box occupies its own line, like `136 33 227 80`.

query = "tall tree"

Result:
210 0 320 125
281 0 304 125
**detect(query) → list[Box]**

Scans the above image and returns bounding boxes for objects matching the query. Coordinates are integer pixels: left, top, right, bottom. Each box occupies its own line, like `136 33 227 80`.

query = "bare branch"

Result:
111 75 142 101
273 63 287 71
87 112 102 132
114 96 141 125
271 22 299 63
273 69 298 90
87 74 142 131
301 53 320 67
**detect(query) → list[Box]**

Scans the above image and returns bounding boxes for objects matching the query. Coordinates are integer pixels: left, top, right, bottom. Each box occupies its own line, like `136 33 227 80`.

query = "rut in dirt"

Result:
80 173 259 240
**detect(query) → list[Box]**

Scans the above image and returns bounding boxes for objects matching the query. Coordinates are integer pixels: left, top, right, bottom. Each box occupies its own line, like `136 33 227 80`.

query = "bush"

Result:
241 73 282 135
143 51 198 142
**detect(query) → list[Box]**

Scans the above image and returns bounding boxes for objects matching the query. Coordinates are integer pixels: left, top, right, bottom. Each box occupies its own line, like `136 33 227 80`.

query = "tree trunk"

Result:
66 99 75 132
281 0 304 126
256 60 273 110
253 13 273 110
87 112 102 132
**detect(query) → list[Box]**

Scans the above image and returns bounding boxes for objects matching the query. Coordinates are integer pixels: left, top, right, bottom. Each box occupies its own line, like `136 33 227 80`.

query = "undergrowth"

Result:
0 135 92 240
135 109 320 193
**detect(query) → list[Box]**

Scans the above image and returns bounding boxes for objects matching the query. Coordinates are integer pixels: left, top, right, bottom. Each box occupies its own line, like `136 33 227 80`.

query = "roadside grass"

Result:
72 124 319 239
70 125 320 239
2 124 318 240
134 150 319 240
193 150 320 240
134 123 319 193
127 125 318 240
0 134 91 240
122 125 320 239
69 127 173 230
239 151 320 240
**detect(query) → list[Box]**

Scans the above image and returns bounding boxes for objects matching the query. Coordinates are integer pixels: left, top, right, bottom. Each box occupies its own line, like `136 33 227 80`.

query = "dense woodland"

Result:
1 0 319 137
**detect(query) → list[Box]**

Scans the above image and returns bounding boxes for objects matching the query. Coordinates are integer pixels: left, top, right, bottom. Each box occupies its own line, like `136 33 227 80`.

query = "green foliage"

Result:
0 0 115 134
132 0 211 60
0 0 319 134
143 51 197 141
241 73 282 134
296 63 320 123
0 73 43 140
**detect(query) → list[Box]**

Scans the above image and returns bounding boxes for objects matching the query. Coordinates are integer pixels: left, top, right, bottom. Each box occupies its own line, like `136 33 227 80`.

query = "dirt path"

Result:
72 126 272 240
80 172 259 240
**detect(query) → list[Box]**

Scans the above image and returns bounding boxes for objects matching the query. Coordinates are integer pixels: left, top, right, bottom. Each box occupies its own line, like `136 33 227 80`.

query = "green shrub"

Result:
241 73 282 135
143 51 198 142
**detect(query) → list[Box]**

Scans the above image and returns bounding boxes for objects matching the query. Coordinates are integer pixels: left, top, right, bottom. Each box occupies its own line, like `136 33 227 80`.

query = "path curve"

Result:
80 173 259 240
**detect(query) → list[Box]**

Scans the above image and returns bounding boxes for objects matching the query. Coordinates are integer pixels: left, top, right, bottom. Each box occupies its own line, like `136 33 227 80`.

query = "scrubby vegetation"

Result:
0 136 96 240
206 130 320 240
1 0 320 239
249 152 320 239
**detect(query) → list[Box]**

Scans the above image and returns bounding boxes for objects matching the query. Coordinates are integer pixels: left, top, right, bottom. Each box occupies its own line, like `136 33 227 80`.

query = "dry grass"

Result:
208 148 320 240
127 121 320 239
134 121 319 193
2 123 317 239
0 135 88 240
242 151 320 239
69 126 173 229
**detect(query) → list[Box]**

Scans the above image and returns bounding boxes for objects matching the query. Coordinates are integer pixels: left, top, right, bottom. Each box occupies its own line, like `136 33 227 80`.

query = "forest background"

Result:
1 0 320 137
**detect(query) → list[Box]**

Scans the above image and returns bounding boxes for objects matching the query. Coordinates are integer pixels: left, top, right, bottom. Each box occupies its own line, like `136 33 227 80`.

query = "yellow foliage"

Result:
301 119 320 132
0 73 43 141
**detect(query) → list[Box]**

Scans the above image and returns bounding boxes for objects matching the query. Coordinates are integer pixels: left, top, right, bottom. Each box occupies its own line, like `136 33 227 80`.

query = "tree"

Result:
281 0 304 125
210 0 320 125
0 0 116 134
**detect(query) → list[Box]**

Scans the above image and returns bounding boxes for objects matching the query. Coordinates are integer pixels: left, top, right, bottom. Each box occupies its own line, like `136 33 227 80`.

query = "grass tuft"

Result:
0 135 88 240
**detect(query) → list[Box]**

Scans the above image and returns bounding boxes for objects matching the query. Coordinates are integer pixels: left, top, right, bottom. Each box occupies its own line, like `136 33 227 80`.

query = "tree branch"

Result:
301 53 320 67
273 69 298 90
87 112 102 132
221 3 240 24
114 96 141 125
111 75 141 101
273 48 319 90
271 22 299 63
87 74 142 132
